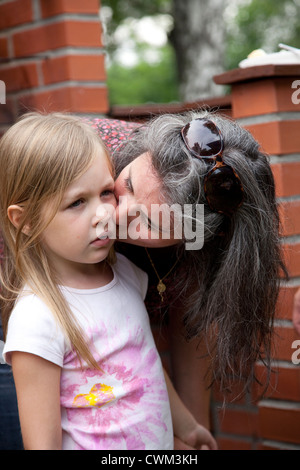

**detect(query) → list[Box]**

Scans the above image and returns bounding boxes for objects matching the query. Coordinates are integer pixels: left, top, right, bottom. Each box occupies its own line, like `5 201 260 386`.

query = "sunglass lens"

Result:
204 166 244 215
182 119 223 158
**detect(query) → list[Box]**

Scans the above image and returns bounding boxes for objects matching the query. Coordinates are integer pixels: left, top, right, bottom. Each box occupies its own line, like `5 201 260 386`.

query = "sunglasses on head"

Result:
181 118 244 216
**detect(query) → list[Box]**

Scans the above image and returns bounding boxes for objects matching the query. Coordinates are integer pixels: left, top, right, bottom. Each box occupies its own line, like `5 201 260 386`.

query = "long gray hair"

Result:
114 110 288 394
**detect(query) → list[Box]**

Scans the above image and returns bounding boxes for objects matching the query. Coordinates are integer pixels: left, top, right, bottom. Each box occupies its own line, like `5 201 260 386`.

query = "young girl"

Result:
0 112 216 450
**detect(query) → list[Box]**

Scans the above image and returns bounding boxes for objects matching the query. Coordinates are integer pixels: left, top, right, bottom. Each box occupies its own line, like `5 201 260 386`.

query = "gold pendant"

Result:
157 280 166 302
157 280 166 293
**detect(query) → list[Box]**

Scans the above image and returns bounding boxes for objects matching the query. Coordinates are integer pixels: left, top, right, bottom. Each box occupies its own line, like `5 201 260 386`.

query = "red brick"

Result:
279 200 300 238
258 441 299 449
0 0 33 30
0 62 39 93
282 242 300 278
0 98 16 125
258 401 300 444
272 161 300 198
276 285 300 321
18 85 108 114
232 78 300 119
218 408 259 438
254 363 300 402
272 325 299 362
42 55 106 84
0 36 9 58
40 0 99 18
217 437 253 450
13 21 102 57
246 121 300 155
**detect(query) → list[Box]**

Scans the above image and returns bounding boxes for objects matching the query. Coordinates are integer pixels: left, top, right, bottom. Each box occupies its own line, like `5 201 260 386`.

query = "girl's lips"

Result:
90 235 111 247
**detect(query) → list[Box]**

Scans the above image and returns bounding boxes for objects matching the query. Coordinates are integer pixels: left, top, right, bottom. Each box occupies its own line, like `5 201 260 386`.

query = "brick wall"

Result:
0 0 108 135
212 65 300 449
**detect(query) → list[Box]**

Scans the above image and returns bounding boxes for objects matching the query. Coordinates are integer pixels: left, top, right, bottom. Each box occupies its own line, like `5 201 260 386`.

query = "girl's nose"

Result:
94 203 117 239
93 203 116 228
92 206 109 227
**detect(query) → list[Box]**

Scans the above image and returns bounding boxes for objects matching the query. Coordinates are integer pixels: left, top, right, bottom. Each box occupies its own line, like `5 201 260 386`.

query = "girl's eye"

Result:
101 189 114 198
68 199 84 209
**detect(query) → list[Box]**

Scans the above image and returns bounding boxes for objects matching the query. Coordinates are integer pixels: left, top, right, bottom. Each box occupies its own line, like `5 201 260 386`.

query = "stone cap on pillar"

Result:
213 64 300 119
214 64 300 86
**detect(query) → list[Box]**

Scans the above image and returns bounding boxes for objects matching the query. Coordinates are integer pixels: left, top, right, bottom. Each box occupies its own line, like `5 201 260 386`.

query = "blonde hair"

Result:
0 112 114 369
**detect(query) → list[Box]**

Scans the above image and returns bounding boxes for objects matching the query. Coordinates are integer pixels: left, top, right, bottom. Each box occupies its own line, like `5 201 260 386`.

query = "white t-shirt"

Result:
3 253 173 450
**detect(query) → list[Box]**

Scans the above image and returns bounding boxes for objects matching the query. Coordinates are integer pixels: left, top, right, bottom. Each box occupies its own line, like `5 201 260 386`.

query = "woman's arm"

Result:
11 351 62 450
163 369 217 450
168 302 212 429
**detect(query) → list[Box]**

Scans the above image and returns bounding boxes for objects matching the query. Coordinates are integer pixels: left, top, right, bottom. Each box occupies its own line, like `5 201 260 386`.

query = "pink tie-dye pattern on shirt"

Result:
60 320 170 450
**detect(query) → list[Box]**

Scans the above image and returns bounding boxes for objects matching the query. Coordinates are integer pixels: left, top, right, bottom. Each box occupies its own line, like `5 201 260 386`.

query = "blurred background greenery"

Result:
101 0 300 106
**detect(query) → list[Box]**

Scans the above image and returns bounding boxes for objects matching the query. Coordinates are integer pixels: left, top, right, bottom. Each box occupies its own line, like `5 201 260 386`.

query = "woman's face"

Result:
114 152 182 247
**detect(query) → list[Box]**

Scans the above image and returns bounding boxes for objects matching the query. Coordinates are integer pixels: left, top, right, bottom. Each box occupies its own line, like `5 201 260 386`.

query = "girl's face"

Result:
114 152 182 247
40 150 116 283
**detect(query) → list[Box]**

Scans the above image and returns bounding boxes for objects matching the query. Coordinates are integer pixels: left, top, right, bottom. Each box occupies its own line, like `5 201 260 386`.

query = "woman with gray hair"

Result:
92 110 287 436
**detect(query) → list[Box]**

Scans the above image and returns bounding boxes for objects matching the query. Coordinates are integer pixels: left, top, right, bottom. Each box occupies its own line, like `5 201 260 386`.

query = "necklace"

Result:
145 248 180 302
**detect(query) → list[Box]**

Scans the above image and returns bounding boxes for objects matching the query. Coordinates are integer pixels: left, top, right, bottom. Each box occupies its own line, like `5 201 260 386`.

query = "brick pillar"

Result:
214 64 300 449
0 0 108 134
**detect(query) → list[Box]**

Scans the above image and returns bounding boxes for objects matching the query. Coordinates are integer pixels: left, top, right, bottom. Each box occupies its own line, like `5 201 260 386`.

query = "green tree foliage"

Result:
102 0 171 26
102 0 178 105
107 45 179 105
102 0 300 105
225 0 300 69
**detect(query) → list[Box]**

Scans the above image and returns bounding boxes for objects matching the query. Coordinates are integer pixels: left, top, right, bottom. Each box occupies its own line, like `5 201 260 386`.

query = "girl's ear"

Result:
7 205 30 235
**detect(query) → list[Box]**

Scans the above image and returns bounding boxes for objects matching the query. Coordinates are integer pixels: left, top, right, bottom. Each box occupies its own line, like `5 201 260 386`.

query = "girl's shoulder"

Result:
13 288 54 318
8 289 62 340
4 289 67 366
